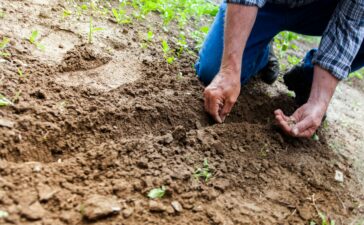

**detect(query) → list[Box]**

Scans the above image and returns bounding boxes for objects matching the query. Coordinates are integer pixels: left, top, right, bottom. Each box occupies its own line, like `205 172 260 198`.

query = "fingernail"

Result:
292 127 299 136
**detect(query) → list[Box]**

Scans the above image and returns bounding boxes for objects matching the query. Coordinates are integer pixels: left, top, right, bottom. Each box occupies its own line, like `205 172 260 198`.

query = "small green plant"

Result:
310 212 335 225
62 9 72 18
0 10 5 19
161 40 175 64
312 133 319 141
148 186 166 199
0 94 14 107
29 30 45 51
287 90 295 98
349 70 363 80
88 18 103 44
146 30 154 42
17 68 24 78
0 37 10 57
287 55 301 66
194 159 212 182
112 8 131 24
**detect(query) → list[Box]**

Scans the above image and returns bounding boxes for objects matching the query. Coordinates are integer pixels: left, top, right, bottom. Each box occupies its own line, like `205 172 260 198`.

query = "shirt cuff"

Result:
312 53 349 80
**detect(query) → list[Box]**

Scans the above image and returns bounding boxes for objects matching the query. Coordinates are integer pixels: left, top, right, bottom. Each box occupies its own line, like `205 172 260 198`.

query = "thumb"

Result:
291 116 313 137
220 99 235 122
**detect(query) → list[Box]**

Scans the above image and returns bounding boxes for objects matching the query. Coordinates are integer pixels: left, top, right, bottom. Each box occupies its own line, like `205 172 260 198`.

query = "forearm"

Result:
308 65 339 108
221 4 258 76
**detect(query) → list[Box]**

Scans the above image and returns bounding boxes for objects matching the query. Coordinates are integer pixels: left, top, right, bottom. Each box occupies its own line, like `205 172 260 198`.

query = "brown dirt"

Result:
0 0 363 224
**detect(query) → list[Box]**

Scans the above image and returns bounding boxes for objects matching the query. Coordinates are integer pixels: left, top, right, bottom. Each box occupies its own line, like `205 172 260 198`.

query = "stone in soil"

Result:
83 194 121 220
171 201 183 213
20 201 47 221
149 200 166 212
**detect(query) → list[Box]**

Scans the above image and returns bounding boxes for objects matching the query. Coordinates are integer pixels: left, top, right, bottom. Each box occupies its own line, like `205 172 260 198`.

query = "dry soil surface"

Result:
0 0 363 225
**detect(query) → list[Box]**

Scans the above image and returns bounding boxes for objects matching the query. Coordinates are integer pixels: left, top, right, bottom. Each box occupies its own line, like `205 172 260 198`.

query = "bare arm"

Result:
204 5 258 123
221 4 258 75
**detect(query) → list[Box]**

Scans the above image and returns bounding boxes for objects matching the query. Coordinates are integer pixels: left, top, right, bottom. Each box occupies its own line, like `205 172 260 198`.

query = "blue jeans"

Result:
195 0 364 85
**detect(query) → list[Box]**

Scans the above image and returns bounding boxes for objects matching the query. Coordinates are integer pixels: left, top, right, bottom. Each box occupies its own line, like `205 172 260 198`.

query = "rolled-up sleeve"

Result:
312 0 364 80
224 0 267 8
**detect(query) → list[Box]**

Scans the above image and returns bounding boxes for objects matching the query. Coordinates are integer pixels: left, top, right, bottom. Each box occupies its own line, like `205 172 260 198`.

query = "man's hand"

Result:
204 70 241 123
275 65 339 138
203 4 258 123
274 101 327 137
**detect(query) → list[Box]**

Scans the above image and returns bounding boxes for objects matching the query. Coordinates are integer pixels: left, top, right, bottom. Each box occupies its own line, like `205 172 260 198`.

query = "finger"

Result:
220 99 235 122
275 113 292 134
290 116 313 137
208 97 222 123
274 109 290 121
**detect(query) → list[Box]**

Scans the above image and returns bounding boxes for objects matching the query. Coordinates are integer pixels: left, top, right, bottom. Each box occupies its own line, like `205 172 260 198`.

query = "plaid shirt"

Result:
226 0 364 80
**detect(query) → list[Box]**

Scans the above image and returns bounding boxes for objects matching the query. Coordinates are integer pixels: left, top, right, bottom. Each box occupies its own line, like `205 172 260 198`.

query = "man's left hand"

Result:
274 100 327 138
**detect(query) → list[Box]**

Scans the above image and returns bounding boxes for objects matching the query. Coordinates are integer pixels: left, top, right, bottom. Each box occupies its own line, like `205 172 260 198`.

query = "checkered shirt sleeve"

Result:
312 0 364 79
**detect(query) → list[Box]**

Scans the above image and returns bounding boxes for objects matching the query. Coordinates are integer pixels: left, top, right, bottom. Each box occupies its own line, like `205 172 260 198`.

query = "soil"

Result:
0 0 363 224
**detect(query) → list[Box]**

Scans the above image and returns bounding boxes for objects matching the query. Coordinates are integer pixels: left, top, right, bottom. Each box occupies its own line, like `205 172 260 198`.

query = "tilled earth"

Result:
0 0 363 224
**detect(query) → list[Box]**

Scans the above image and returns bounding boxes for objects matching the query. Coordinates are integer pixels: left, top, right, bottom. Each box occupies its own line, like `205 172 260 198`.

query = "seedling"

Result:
18 68 24 78
194 159 212 182
62 9 72 18
287 55 300 65
0 94 14 107
312 133 319 141
161 40 175 64
0 10 4 19
148 186 166 199
112 8 131 24
29 30 45 51
88 18 104 44
146 30 154 42
0 37 10 57
310 212 335 225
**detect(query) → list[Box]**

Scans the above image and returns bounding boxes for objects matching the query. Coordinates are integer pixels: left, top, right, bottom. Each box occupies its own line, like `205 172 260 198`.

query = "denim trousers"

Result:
195 1 364 85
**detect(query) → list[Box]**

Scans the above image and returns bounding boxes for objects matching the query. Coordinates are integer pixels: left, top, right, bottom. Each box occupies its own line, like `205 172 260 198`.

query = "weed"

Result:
310 212 335 225
312 133 319 141
88 18 103 44
112 7 131 24
0 10 4 19
161 40 175 64
29 30 45 51
349 69 363 80
0 94 14 107
0 37 10 57
194 159 212 182
287 90 295 98
287 55 301 65
148 186 166 199
62 9 72 18
17 68 24 78
146 30 154 42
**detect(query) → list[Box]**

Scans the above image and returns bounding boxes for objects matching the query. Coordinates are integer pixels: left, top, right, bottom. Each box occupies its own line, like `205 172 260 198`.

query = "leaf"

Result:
0 94 13 107
0 37 10 49
162 40 169 53
312 134 319 141
148 187 166 199
29 30 39 44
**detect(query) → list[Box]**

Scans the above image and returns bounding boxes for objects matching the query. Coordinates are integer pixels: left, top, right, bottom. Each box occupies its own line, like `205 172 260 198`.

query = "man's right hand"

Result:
203 70 241 123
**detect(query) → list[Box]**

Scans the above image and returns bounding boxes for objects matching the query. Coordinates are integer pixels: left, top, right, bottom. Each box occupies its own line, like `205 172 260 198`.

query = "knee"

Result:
195 59 219 86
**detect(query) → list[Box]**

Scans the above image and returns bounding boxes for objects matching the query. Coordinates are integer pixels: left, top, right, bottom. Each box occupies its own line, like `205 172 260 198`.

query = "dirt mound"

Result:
0 0 363 224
